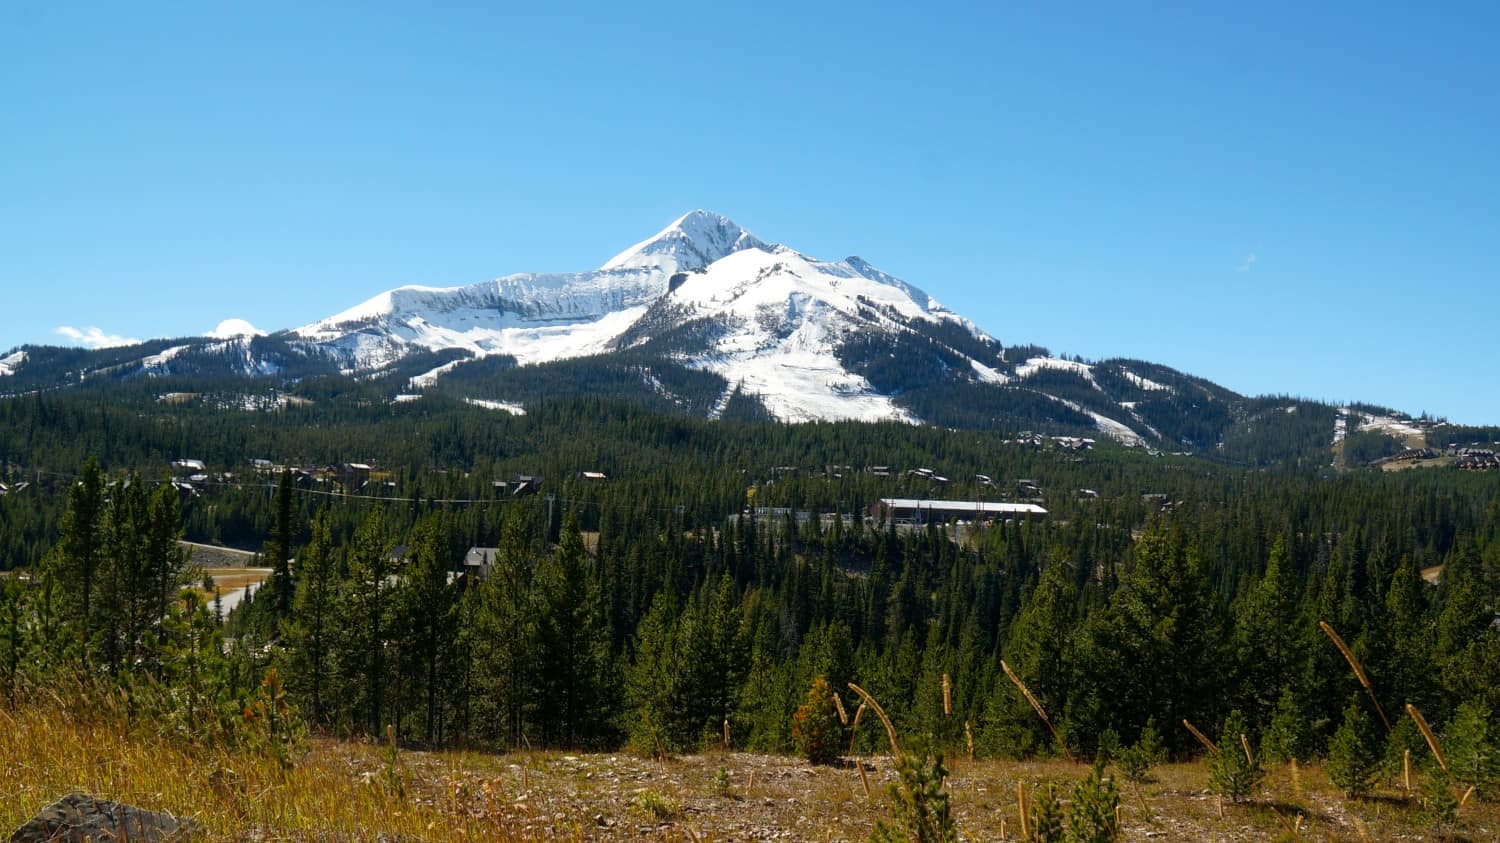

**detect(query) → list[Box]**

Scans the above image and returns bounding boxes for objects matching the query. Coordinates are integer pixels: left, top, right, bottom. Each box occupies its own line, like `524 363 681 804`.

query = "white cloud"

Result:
55 325 140 348
1235 252 1258 272
207 318 266 339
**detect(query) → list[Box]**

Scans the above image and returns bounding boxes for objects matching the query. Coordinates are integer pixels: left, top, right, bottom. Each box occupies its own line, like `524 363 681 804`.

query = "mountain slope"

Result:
0 209 1458 463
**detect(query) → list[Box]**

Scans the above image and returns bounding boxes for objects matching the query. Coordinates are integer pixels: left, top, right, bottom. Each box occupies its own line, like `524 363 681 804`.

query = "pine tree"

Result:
470 507 542 747
1068 759 1122 842
284 506 337 725
52 457 104 666
1233 536 1302 730
335 508 394 736
535 512 614 747
1207 710 1265 802
1327 696 1380 798
266 469 296 622
626 592 681 753
1443 697 1499 799
791 676 843 765
0 576 23 706
1260 687 1308 763
983 562 1073 757
397 512 458 744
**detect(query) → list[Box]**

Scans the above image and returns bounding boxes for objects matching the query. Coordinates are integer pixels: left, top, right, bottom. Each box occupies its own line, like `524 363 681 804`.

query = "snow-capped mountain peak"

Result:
601 209 767 273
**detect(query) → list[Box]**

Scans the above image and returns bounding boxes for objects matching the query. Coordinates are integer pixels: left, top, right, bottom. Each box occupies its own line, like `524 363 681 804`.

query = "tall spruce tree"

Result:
398 511 458 744
535 512 614 747
283 506 338 725
266 469 296 622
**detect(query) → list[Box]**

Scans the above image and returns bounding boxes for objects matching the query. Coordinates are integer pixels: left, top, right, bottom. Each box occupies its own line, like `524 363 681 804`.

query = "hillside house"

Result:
341 463 373 486
463 547 499 581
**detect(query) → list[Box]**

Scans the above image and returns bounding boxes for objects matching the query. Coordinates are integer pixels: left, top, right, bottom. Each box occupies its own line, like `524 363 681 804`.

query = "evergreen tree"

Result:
395 512 458 743
266 469 296 622
51 457 104 665
1443 697 1499 800
983 562 1073 757
1207 710 1265 802
1327 696 1380 798
1071 525 1224 756
1260 687 1308 763
469 507 541 747
1233 536 1302 730
283 506 338 725
791 675 843 765
535 512 615 747
0 576 22 706
626 591 682 752
335 508 395 736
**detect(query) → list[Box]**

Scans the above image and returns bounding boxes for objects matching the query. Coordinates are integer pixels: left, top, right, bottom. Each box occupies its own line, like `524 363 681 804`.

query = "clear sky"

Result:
4 2 1497 422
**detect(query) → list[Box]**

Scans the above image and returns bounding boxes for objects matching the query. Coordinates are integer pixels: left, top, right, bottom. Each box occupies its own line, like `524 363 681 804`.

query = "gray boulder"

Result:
9 792 200 842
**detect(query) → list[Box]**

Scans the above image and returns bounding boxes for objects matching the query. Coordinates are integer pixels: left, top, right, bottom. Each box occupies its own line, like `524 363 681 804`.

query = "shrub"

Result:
1068 760 1122 842
631 789 680 820
1026 783 1065 843
709 765 732 798
1418 773 1458 833
792 676 844 765
870 743 957 843
1117 718 1166 783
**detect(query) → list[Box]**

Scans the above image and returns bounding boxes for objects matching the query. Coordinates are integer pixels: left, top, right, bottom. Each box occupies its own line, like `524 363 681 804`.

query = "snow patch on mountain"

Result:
1122 370 1170 392
1040 392 1147 447
464 397 526 415
205 337 281 377
1353 410 1426 441
409 359 470 389
647 244 973 423
142 345 190 370
1017 357 1098 385
0 350 26 377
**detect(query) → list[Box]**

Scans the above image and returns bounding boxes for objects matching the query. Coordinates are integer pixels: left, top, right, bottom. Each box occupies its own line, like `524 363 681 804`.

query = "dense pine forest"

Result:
2 387 1499 803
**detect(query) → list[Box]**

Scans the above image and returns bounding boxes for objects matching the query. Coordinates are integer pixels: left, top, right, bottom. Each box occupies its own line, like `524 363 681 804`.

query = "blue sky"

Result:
4 2 1497 422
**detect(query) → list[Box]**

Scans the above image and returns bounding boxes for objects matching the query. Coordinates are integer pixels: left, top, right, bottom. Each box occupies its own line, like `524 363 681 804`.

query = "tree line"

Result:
3 446 1497 793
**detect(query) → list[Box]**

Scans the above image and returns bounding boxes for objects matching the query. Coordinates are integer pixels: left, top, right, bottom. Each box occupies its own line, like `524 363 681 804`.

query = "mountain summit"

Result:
602 210 767 273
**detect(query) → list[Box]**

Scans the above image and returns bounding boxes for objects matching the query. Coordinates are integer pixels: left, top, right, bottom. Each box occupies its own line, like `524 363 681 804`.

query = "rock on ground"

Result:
9 792 199 842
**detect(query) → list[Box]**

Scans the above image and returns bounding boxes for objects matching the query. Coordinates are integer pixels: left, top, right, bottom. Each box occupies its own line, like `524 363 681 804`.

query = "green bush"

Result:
870 741 957 843
1068 760 1122 842
1117 718 1166 783
1026 783 1065 843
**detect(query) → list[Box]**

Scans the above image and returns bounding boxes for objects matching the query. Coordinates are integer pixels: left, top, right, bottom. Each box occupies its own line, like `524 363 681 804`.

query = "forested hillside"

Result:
2 388 1498 791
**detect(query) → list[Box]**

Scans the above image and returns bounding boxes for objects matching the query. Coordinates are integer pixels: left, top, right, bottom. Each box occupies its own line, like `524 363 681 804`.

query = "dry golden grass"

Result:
4 693 1500 841
201 567 273 592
